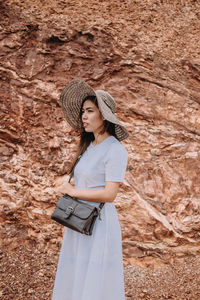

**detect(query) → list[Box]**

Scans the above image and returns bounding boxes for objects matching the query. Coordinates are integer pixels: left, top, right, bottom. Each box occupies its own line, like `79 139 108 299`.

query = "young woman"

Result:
52 79 129 300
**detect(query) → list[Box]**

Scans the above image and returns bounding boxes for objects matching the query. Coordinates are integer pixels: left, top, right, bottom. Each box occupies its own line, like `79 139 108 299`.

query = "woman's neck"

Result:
93 132 111 146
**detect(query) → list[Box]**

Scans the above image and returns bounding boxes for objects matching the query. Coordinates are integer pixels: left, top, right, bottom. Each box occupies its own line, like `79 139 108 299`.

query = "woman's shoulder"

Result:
106 136 128 156
108 135 127 148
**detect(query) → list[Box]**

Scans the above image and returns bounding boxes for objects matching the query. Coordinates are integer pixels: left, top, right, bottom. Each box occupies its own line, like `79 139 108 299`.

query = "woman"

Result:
52 79 129 300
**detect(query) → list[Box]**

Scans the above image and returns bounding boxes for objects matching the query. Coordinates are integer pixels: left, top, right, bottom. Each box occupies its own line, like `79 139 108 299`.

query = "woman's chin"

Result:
84 127 92 132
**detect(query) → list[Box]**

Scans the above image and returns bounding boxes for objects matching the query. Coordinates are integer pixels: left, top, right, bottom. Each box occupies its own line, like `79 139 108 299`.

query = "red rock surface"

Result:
0 0 200 299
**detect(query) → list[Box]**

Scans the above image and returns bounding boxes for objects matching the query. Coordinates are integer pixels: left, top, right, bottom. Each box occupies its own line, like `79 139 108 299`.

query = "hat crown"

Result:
96 90 116 113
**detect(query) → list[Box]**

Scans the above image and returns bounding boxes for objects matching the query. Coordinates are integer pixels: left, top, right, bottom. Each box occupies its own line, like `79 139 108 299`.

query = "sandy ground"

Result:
0 244 200 300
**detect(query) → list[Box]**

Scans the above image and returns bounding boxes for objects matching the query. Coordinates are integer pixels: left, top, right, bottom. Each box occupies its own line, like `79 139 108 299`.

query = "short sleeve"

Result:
104 143 128 182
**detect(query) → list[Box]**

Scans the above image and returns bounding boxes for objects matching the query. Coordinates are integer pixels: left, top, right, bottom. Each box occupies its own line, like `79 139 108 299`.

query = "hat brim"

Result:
95 90 129 141
60 80 129 141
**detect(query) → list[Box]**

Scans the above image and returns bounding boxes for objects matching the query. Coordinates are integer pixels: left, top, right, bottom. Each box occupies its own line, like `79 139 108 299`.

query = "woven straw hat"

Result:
60 79 129 141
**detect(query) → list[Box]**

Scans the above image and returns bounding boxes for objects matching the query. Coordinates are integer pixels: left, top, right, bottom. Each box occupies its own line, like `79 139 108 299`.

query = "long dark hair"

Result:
67 96 116 174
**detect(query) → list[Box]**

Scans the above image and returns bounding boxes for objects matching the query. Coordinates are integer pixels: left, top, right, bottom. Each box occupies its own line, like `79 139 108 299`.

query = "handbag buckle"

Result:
65 206 74 213
64 206 74 218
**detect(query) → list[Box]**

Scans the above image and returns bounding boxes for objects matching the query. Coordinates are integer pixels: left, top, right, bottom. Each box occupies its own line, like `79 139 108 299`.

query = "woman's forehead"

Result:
82 100 96 109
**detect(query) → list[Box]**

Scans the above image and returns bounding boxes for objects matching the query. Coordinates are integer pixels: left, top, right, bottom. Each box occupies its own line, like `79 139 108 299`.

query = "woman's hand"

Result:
54 176 75 197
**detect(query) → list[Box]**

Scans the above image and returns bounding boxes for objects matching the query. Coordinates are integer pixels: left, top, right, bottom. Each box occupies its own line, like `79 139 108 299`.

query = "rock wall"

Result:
0 0 200 267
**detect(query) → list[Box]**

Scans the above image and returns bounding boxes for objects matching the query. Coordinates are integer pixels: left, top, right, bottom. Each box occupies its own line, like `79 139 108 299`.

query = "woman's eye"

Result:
82 109 93 114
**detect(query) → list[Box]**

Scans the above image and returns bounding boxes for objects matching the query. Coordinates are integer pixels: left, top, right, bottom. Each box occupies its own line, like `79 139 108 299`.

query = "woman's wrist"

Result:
69 187 76 198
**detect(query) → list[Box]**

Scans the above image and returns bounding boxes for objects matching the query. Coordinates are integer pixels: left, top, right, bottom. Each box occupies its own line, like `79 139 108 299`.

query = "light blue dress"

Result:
52 136 128 300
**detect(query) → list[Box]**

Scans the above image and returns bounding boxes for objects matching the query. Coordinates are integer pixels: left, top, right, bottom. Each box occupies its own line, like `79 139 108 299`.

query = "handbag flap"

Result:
56 195 97 219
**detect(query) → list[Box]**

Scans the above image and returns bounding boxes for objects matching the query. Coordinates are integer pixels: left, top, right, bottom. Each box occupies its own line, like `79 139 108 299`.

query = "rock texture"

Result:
0 0 200 298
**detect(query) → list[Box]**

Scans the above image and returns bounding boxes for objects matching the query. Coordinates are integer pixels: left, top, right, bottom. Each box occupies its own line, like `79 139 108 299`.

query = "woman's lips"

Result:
83 122 89 128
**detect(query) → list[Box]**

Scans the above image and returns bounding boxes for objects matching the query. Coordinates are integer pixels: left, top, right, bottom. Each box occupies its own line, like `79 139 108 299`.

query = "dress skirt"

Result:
51 202 125 300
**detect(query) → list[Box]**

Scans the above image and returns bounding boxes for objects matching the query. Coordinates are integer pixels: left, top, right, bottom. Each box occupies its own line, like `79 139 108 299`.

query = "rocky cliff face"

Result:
0 0 200 268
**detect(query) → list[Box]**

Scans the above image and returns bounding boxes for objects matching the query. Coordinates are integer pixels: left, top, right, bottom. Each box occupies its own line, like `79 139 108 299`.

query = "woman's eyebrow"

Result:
82 106 94 110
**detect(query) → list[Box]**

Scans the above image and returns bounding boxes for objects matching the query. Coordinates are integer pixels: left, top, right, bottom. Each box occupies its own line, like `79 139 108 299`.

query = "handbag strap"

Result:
68 155 81 184
68 155 104 212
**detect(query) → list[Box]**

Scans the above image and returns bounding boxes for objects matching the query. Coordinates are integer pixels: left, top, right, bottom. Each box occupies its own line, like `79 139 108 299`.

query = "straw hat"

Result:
60 79 129 141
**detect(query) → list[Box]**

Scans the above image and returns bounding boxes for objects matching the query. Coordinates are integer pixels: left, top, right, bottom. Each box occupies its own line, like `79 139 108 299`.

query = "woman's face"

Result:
81 100 104 134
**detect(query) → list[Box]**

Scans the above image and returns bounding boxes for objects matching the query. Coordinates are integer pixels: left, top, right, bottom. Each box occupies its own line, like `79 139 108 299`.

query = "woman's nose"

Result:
82 112 87 120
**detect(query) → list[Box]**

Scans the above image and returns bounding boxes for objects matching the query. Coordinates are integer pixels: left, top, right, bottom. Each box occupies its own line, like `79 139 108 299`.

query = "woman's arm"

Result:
55 181 120 203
